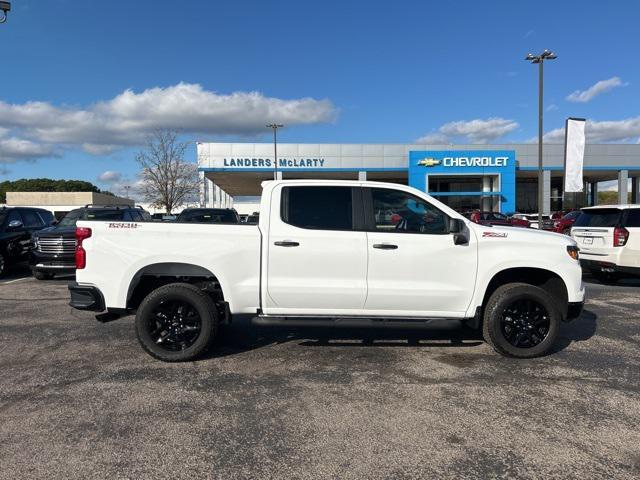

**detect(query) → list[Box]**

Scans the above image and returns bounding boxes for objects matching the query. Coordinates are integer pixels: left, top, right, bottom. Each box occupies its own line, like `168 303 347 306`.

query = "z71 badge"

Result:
482 231 508 238
108 223 139 229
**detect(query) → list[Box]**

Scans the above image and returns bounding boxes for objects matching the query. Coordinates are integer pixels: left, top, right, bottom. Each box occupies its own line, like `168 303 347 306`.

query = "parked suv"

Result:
554 210 581 235
0 207 55 277
30 205 150 280
571 205 640 283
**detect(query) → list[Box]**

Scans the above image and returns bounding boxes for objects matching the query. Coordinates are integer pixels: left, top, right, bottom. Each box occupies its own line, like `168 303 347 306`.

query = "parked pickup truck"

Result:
69 180 585 361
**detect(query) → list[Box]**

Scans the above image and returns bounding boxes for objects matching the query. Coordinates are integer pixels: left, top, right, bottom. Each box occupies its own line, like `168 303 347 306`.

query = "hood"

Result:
468 221 576 247
33 225 77 238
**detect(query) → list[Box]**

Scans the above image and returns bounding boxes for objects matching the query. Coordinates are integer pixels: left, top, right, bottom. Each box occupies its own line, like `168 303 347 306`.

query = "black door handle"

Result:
373 243 398 250
274 241 300 247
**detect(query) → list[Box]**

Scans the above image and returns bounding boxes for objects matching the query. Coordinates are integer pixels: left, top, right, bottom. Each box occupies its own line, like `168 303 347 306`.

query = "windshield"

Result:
178 209 238 223
573 208 621 227
58 209 123 227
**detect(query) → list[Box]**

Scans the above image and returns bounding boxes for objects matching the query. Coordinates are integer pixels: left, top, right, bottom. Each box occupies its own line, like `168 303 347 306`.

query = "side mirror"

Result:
449 218 464 234
449 218 469 245
8 219 23 230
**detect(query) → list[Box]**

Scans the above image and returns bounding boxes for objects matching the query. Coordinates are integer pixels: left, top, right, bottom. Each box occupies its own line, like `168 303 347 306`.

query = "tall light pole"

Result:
267 123 283 180
0 1 10 23
525 49 557 228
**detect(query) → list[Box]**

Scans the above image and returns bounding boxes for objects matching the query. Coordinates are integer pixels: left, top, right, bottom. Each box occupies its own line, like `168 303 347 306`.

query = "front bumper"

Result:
30 251 75 274
68 282 105 311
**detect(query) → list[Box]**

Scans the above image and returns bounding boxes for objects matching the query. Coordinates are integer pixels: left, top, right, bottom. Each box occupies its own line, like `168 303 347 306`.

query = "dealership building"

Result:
197 143 640 214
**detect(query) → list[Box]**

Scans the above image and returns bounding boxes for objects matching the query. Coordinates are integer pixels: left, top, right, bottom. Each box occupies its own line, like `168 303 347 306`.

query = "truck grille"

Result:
37 237 76 254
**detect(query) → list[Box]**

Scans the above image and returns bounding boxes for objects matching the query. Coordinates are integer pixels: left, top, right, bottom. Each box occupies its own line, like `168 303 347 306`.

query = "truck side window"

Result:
371 188 448 234
281 186 353 230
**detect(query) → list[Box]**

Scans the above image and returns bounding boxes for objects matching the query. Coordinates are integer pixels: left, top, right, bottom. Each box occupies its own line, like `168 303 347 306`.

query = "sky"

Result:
1 0 639 196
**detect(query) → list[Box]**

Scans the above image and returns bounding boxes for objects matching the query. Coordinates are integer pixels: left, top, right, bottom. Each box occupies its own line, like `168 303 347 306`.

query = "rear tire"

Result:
135 283 218 362
0 253 5 277
33 270 54 280
482 283 561 358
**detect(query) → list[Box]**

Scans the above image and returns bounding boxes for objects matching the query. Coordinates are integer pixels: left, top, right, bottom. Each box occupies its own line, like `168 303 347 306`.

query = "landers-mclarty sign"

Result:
223 157 326 168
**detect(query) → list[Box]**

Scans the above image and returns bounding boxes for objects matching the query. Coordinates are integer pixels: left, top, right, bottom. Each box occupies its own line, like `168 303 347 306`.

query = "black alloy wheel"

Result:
500 299 550 348
135 283 218 362
482 282 560 358
147 299 202 351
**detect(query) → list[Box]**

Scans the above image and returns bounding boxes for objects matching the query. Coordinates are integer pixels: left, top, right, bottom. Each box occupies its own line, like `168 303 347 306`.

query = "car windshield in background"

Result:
178 210 238 223
573 208 621 227
58 209 123 227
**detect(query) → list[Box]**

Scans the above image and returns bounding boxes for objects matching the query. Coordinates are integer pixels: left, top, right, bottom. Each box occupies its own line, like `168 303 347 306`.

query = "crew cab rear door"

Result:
362 187 477 317
264 184 368 314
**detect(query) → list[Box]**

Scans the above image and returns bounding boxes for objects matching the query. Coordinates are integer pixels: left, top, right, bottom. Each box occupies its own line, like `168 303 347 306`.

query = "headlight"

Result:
566 245 579 261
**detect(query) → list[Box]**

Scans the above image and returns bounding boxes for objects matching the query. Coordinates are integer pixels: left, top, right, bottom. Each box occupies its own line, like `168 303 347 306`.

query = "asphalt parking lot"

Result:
1 266 639 479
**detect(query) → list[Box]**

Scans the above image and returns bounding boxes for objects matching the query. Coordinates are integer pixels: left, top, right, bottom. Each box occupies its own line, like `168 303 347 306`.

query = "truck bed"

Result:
75 221 261 313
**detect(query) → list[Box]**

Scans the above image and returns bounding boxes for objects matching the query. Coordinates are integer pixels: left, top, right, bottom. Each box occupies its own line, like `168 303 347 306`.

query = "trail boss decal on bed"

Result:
108 223 139 229
482 231 508 238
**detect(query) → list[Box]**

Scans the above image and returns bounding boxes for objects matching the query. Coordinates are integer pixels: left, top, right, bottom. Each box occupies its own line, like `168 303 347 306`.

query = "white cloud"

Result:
0 136 56 162
566 77 628 103
416 117 519 144
0 82 337 163
533 117 640 144
546 104 558 112
97 170 122 183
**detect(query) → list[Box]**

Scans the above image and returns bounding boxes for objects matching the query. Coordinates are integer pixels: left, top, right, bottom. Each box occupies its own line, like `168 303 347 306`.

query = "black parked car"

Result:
0 207 55 277
30 205 150 280
176 208 240 224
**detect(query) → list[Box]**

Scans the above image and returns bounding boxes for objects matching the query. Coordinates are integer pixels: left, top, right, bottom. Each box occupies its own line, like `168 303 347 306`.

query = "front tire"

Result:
33 270 54 280
0 253 5 277
135 283 218 362
482 283 560 358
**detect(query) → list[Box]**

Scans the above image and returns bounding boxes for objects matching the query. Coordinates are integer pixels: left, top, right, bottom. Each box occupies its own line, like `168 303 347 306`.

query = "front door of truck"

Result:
265 185 368 314
363 187 478 316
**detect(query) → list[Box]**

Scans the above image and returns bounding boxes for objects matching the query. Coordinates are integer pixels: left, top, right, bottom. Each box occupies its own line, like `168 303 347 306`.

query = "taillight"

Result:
613 227 629 247
75 227 92 269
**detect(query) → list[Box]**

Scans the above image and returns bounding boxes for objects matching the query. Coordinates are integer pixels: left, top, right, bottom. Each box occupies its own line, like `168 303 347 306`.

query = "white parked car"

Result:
69 180 585 361
571 204 640 283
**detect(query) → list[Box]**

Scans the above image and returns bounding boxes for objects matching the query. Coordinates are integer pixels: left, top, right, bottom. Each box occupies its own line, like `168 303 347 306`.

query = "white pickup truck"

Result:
69 180 585 361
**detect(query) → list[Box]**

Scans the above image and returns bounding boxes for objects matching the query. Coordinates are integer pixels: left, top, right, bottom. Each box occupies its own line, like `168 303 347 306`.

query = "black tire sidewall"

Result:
135 284 217 362
33 270 53 280
484 284 560 358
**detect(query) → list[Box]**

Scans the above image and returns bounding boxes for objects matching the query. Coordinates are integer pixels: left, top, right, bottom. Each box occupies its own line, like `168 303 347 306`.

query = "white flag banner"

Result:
564 117 586 192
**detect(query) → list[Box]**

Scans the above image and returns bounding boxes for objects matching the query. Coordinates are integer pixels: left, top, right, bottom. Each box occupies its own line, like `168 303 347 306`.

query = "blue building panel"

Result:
408 150 517 213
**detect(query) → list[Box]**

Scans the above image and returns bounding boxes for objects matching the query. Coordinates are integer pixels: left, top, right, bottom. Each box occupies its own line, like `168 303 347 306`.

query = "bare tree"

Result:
136 129 199 214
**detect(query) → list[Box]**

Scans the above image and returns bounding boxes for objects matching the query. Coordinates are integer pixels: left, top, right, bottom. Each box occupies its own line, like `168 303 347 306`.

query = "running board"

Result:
252 315 463 329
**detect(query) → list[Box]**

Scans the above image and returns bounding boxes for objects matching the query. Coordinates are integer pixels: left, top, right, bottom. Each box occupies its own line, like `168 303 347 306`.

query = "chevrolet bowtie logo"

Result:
417 158 441 167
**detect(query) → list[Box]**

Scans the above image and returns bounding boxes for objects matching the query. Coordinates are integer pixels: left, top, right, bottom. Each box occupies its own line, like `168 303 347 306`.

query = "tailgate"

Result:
571 227 614 254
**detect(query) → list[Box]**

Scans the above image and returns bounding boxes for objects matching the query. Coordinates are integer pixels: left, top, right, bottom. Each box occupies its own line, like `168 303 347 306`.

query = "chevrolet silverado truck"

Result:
69 180 585 362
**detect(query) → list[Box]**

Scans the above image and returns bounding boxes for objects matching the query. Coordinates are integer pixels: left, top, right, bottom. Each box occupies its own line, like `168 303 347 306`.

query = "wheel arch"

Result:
480 267 569 320
125 262 229 315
